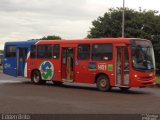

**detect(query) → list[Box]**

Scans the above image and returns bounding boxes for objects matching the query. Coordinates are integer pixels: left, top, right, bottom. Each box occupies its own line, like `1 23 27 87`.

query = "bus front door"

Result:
17 48 28 76
116 47 129 86
61 48 74 82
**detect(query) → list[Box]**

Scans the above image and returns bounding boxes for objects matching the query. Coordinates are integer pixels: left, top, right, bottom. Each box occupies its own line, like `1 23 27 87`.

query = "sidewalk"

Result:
0 72 28 82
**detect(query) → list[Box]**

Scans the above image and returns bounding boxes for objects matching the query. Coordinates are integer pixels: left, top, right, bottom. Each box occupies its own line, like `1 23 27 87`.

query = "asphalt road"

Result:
0 72 160 114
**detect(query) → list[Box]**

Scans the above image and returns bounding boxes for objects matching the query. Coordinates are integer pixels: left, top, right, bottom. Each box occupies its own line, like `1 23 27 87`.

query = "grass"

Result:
156 76 160 84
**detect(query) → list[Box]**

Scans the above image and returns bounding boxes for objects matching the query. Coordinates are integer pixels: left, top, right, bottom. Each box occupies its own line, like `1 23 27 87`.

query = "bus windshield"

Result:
131 40 155 72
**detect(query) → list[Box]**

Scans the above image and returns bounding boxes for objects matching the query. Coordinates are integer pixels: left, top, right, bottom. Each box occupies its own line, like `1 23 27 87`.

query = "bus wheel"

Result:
31 70 45 84
119 87 130 91
53 81 63 86
96 75 110 92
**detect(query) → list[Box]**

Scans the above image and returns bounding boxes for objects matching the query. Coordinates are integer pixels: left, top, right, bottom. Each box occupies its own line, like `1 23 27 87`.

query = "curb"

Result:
149 84 160 88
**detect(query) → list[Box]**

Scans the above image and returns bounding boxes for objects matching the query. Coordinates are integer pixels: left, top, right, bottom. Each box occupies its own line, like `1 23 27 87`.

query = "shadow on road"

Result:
9 80 152 95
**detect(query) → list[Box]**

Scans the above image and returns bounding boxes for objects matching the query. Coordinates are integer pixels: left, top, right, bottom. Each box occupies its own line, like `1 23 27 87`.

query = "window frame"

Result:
30 45 37 58
77 44 91 60
53 44 60 59
5 45 16 58
91 43 113 61
37 44 52 59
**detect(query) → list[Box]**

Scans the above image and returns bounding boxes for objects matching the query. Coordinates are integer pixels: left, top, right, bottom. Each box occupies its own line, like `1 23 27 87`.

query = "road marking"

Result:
0 80 22 84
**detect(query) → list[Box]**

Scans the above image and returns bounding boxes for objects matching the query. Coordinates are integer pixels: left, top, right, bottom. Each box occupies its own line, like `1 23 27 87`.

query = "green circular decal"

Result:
39 61 54 80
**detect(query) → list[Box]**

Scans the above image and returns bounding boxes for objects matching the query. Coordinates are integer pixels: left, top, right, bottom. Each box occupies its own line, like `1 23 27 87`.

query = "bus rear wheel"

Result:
31 70 45 84
96 75 110 92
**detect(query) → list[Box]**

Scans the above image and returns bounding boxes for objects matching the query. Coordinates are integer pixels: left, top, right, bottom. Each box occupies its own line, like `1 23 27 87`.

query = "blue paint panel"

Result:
5 41 37 48
3 40 37 77
18 59 25 76
3 57 17 77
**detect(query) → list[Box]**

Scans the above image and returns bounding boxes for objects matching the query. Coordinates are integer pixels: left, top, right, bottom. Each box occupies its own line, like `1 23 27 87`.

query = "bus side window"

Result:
37 45 52 58
30 45 36 58
53 44 60 59
6 45 16 58
78 44 90 60
92 44 113 61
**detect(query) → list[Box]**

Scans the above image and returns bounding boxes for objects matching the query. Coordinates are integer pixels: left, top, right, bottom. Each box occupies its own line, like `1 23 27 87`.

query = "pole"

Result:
122 0 125 38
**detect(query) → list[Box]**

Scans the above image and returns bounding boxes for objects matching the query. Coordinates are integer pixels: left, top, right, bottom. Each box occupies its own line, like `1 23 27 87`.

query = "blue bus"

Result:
3 41 36 77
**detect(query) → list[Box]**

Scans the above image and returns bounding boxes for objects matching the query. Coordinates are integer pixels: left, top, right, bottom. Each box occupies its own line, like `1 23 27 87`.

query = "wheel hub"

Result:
100 79 107 87
34 74 39 82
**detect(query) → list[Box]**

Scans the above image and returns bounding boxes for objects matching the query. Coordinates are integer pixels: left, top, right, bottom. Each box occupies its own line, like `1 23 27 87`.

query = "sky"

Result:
0 0 160 50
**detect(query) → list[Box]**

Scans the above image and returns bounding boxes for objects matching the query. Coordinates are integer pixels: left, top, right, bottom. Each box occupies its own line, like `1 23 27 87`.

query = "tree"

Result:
41 35 62 40
88 8 160 66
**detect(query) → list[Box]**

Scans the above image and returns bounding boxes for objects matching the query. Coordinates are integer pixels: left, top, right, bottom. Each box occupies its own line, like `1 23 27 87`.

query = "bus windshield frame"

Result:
131 39 155 72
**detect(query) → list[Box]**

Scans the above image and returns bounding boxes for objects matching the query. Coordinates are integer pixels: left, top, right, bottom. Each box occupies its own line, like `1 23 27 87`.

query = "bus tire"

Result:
119 87 130 91
53 81 63 86
96 75 110 92
31 70 45 84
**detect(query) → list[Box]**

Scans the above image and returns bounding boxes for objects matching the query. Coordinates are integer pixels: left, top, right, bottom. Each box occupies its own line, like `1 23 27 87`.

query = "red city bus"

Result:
25 38 156 91
27 38 156 91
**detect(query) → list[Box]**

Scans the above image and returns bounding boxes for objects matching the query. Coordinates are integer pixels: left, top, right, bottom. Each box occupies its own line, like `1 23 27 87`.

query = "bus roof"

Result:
5 41 37 47
4 38 148 46
36 38 144 45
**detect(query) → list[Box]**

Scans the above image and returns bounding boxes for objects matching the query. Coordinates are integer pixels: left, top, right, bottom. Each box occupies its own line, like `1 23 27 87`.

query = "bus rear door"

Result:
3 46 28 77
115 45 130 87
17 48 28 76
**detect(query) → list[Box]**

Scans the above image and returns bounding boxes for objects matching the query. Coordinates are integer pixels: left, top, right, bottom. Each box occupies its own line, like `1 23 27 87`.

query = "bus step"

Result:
62 79 73 83
115 85 129 87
